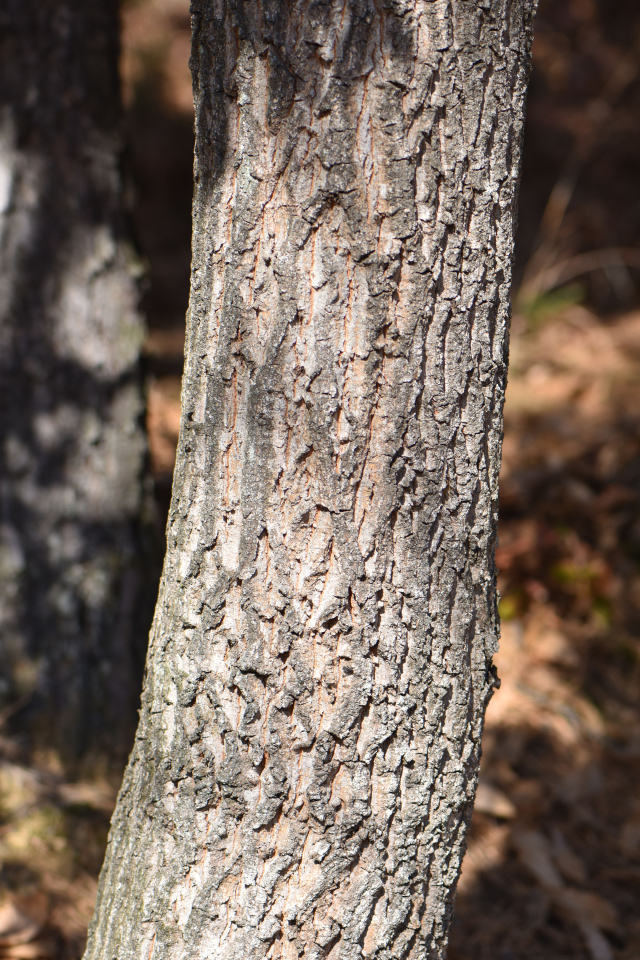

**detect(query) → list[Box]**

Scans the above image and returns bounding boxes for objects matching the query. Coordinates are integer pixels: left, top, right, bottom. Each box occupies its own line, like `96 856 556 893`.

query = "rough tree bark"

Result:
87 0 536 956
0 2 153 764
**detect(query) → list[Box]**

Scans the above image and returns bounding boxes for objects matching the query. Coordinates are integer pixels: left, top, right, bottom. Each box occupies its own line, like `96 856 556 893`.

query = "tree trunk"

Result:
86 0 536 955
0 2 154 765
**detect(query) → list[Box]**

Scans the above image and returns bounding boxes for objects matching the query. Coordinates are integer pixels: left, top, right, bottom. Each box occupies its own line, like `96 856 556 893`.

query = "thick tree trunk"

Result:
0 2 153 764
86 0 536 956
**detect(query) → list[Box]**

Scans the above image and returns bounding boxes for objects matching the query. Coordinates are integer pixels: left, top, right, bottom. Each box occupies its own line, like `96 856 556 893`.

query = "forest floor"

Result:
449 305 640 960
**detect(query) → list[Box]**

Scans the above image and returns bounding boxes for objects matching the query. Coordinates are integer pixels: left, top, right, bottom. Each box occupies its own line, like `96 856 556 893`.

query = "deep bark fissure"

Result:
86 0 537 956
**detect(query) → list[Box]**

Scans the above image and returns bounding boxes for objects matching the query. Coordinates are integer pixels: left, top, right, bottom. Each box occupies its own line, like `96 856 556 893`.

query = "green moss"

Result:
498 592 523 621
551 561 600 583
519 283 585 326
592 599 613 627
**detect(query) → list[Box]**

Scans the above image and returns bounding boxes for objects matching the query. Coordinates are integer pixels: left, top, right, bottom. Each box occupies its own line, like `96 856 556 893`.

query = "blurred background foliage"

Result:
1 0 640 957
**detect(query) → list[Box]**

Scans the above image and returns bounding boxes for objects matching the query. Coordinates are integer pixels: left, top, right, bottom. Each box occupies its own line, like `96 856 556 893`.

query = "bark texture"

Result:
87 0 536 956
0 2 152 763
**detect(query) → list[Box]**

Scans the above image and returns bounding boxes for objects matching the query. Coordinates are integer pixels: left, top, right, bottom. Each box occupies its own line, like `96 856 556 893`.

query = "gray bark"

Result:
0 2 154 764
86 0 536 956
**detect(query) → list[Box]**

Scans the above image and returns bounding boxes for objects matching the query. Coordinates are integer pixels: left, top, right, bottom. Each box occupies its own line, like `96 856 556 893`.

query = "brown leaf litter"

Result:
448 306 640 960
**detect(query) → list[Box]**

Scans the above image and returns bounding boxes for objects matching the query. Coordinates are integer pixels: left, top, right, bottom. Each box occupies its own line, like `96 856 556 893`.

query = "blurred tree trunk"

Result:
86 0 536 956
0 2 155 766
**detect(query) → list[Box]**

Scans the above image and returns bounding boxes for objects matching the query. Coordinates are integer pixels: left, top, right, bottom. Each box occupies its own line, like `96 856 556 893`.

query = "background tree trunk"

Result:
86 0 536 956
0 1 154 765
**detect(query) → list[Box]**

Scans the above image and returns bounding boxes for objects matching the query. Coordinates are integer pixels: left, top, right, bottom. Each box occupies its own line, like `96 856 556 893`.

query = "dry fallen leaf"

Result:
0 938 56 960
55 781 116 815
513 829 563 890
551 826 588 884
0 898 44 948
513 829 617 960
556 889 618 933
474 782 516 819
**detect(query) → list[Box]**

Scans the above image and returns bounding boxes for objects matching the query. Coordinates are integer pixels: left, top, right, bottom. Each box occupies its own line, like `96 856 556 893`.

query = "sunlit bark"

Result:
86 0 537 954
